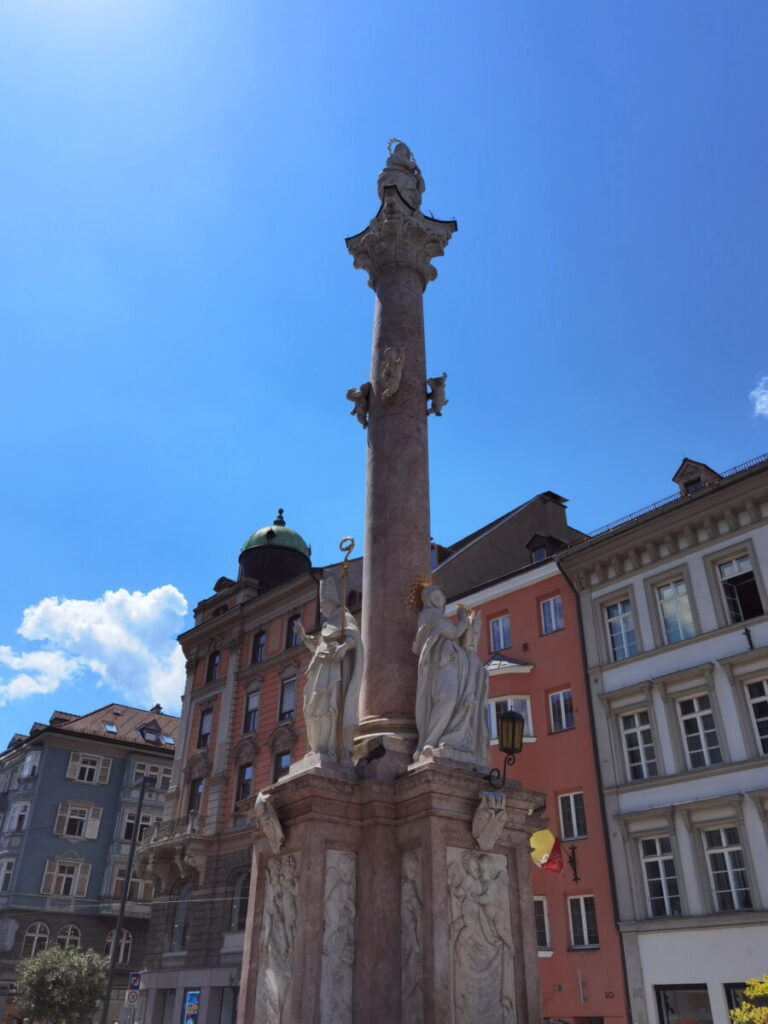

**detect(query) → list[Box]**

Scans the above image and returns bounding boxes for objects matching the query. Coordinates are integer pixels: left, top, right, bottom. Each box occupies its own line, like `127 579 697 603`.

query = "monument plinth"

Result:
239 144 543 1024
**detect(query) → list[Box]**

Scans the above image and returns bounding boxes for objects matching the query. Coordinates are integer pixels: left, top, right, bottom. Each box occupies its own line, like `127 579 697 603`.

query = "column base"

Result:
239 761 544 1024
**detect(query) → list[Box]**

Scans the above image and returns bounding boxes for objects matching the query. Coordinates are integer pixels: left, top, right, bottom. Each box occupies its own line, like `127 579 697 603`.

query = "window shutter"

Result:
96 757 112 785
66 752 81 780
41 859 56 894
53 803 69 836
74 862 91 898
85 806 102 839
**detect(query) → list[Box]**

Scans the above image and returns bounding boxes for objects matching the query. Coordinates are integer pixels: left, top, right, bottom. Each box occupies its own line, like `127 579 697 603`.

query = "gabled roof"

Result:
672 458 722 485
55 703 179 746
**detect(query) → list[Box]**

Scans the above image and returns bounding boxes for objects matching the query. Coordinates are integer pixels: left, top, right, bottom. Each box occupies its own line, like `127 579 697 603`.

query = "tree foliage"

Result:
16 946 109 1024
730 975 768 1024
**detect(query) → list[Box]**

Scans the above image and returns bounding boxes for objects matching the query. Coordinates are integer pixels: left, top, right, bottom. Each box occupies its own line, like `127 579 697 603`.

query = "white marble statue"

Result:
346 382 371 428
413 586 486 765
426 372 448 416
379 346 405 400
295 576 363 761
377 140 425 210
461 608 490 765
401 851 424 1024
320 850 357 1024
254 791 285 854
256 853 300 1024
447 848 515 1024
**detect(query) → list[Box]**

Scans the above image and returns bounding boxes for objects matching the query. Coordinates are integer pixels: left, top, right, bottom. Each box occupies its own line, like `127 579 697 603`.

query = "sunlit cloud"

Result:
749 376 768 417
0 586 188 710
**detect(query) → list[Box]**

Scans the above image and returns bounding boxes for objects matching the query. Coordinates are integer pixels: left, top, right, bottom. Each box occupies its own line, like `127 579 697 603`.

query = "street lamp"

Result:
488 710 525 790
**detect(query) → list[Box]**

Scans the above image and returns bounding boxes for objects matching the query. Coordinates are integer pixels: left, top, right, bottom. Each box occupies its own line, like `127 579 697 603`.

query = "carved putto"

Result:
472 791 507 852
426 372 448 416
401 851 424 1024
346 382 371 428
377 139 425 210
254 791 285 854
379 347 405 400
412 587 489 768
294 575 363 762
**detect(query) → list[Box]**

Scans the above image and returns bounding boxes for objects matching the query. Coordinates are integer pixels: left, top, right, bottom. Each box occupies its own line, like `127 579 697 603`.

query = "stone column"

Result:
346 160 456 763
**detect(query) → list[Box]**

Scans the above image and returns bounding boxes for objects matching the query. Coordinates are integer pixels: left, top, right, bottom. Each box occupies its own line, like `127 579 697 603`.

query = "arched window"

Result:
57 923 81 949
171 882 193 952
229 871 251 932
105 928 132 964
22 921 49 957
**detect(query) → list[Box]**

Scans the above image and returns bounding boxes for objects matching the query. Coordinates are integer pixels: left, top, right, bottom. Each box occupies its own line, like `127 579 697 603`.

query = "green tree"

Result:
16 945 109 1024
730 975 768 1024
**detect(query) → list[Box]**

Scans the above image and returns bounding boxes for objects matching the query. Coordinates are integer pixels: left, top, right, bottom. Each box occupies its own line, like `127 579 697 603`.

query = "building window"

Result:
559 792 587 840
724 984 749 1012
605 599 638 661
286 614 302 648
66 752 111 785
489 615 511 652
640 837 681 916
171 882 193 952
244 690 260 733
197 708 213 749
114 870 153 901
133 762 172 790
56 924 81 949
620 710 658 781
0 858 15 893
533 895 550 951
746 679 768 754
657 580 696 644
549 689 574 732
21 751 40 778
104 722 118 734
8 802 30 832
531 546 547 563
541 596 564 635
717 554 764 623
54 802 102 840
41 858 91 898
251 631 266 664
273 751 291 782
123 812 155 843
678 694 722 769
21 921 49 957
279 678 296 721
236 764 253 803
487 697 533 741
105 928 133 964
206 650 221 682
188 778 204 814
656 985 712 1024
229 871 251 931
703 827 752 911
568 895 599 948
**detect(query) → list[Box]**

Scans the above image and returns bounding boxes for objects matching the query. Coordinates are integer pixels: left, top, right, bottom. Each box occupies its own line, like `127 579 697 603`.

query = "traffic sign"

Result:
129 972 141 991
127 991 139 1005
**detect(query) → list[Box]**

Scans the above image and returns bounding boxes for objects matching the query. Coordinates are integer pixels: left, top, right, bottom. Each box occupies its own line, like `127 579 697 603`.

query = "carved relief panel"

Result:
401 850 424 1024
255 852 300 1024
320 849 357 1024
446 846 516 1024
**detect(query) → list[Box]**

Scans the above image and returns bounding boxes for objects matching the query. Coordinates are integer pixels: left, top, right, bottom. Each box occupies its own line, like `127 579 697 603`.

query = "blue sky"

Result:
2 0 767 738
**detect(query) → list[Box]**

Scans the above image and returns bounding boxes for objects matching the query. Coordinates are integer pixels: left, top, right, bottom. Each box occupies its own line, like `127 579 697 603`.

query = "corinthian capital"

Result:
346 186 457 290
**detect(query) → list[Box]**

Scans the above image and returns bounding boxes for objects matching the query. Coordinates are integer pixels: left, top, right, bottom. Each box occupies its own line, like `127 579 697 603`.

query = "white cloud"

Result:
750 376 768 417
0 586 188 711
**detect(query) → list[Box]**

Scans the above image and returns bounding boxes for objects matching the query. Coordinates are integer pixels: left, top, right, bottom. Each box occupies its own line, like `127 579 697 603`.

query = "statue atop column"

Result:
412 585 489 768
294 575 363 762
377 139 425 210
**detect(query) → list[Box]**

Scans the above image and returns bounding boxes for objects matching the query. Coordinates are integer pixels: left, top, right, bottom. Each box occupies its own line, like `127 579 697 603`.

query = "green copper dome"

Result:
240 509 311 559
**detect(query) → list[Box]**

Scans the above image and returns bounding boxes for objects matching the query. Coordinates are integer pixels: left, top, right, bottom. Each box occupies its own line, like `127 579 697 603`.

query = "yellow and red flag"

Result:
530 829 564 873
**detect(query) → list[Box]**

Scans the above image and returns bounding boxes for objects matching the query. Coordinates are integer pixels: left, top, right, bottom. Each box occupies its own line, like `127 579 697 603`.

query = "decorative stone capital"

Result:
346 186 457 290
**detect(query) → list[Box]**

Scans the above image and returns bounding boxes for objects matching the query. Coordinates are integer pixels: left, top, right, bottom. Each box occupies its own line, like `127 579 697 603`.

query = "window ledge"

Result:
537 948 554 958
567 945 600 952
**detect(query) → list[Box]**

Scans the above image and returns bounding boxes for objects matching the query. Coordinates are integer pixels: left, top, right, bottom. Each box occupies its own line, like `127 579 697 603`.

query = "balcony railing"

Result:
139 812 208 849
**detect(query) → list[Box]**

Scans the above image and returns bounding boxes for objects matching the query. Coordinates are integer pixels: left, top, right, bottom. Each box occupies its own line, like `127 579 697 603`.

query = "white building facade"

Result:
561 455 768 1024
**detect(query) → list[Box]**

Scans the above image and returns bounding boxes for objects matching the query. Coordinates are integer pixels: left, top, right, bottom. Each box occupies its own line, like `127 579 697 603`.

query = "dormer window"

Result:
104 723 117 734
531 546 547 563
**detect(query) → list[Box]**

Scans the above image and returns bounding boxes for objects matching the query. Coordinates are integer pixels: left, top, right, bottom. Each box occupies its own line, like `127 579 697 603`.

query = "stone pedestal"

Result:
239 764 544 1024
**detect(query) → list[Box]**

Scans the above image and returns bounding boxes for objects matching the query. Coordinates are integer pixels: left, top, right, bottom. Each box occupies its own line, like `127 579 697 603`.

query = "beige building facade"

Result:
561 454 768 1024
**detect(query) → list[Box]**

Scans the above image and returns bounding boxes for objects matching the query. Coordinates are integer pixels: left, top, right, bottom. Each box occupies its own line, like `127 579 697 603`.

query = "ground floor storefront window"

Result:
656 984 713 1024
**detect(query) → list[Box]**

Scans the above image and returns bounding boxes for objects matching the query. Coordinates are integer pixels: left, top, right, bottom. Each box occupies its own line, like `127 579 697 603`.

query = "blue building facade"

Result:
0 704 178 1024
